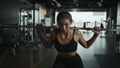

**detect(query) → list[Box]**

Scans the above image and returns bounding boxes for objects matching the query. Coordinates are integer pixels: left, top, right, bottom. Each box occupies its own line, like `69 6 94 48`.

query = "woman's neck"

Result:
60 29 72 38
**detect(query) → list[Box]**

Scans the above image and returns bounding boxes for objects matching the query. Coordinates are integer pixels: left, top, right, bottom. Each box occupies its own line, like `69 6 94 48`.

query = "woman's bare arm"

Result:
76 27 100 48
36 25 56 48
36 30 56 48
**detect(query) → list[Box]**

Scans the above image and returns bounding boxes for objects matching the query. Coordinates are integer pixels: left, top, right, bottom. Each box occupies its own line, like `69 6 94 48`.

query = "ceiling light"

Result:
97 2 102 7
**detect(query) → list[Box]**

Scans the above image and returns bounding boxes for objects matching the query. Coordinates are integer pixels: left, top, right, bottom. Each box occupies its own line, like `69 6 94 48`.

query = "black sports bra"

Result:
54 28 77 52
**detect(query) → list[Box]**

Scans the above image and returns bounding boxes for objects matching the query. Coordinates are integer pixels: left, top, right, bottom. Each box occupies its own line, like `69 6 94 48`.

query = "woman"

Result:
36 11 101 68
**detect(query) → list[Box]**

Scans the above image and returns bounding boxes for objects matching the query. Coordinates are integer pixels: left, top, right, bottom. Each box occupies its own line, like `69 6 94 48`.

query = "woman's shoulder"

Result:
73 27 82 35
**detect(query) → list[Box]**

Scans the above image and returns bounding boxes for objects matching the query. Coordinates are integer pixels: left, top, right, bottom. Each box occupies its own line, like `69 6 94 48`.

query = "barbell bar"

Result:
0 24 120 32
0 24 34 28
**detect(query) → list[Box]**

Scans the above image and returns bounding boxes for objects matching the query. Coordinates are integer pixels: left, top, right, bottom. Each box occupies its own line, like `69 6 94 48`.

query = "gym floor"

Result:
0 30 120 68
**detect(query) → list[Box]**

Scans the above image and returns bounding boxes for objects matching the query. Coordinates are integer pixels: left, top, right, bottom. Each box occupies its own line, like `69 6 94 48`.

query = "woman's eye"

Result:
65 24 68 25
58 23 69 26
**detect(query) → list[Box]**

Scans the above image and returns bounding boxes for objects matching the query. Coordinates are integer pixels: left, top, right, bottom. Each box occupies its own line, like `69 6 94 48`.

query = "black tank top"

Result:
54 28 77 52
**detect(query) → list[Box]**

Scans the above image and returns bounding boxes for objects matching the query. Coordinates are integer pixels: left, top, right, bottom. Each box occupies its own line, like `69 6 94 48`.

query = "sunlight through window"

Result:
55 11 106 28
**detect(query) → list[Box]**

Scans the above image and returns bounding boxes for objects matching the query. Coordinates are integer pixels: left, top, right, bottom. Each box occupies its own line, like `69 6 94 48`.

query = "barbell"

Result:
0 24 120 32
0 24 34 28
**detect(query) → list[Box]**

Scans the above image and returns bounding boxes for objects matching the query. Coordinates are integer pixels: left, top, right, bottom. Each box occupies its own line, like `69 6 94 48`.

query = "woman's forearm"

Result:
37 31 48 48
86 33 99 48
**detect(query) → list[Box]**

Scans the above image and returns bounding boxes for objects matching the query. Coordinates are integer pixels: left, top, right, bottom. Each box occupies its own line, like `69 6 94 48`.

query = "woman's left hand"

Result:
92 26 101 34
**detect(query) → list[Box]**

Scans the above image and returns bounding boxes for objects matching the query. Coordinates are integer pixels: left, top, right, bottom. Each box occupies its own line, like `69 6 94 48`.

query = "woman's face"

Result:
58 18 71 33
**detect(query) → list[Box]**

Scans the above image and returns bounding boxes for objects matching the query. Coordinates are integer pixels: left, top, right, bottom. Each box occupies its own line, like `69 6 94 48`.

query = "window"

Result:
55 11 107 28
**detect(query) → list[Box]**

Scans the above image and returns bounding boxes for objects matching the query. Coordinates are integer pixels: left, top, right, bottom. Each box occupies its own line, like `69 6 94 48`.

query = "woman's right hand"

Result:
92 26 101 34
35 24 44 33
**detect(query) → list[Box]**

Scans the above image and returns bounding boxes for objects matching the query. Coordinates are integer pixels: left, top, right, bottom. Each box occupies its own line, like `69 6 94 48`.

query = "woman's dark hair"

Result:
57 11 73 23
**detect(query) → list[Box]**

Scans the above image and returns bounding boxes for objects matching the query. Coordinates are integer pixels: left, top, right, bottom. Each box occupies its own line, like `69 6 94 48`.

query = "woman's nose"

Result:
62 25 66 30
